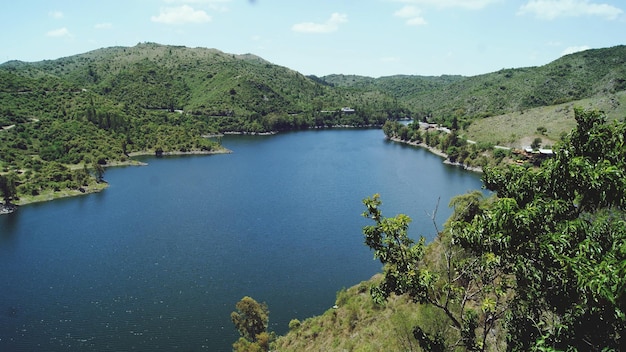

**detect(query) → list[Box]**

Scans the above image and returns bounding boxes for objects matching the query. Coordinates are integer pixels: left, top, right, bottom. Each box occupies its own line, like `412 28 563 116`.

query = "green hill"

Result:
1 43 400 130
1 43 625 206
321 45 626 125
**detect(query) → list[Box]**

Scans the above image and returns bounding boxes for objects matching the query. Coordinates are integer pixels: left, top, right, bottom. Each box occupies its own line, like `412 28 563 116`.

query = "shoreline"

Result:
388 137 483 173
127 147 232 158
2 134 481 214
12 182 109 207
1 147 232 214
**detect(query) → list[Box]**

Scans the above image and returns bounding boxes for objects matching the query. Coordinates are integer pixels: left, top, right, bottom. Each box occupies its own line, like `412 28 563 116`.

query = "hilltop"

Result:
1 42 400 132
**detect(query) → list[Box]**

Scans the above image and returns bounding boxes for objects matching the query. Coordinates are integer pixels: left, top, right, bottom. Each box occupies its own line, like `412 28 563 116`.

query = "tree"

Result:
92 161 105 183
231 296 272 351
455 108 625 350
382 120 399 138
0 172 18 205
362 193 509 351
530 137 542 150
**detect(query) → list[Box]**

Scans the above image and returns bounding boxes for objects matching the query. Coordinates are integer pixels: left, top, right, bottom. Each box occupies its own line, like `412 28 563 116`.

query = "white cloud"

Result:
94 22 113 29
394 0 500 10
49 10 64 19
391 0 496 26
163 0 230 12
46 27 72 38
518 0 623 20
151 5 212 24
394 6 428 26
561 45 591 55
292 13 348 34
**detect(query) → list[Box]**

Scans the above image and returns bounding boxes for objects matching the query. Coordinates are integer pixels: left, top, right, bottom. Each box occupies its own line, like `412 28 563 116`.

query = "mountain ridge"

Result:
3 43 625 125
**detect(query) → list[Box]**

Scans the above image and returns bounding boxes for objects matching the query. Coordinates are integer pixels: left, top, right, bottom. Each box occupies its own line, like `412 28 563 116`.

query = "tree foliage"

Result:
382 120 505 169
460 108 626 350
364 108 626 350
0 172 18 204
362 193 510 351
231 296 272 352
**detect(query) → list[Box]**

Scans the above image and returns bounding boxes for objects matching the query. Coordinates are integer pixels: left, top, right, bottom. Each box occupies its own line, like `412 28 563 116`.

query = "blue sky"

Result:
1 0 624 77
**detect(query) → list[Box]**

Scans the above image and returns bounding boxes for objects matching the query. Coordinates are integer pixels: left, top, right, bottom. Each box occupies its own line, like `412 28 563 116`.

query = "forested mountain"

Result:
1 43 625 206
319 73 464 98
1 43 402 132
3 43 625 132
321 45 626 126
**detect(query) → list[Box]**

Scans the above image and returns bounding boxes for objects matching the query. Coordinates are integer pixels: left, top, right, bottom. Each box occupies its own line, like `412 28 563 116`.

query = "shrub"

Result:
288 319 301 331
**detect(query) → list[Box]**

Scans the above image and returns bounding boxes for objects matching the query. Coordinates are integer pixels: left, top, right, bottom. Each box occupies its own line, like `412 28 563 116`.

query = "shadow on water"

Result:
0 209 20 245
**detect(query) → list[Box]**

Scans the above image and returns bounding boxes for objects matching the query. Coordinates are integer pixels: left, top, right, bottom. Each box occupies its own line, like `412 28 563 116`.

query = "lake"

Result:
0 128 484 351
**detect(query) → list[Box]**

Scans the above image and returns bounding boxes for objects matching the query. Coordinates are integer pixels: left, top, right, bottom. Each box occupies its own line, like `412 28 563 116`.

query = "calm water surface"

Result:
0 129 483 351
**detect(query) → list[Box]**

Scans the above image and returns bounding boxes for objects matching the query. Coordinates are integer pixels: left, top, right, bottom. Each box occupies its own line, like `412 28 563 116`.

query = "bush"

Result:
288 319 301 331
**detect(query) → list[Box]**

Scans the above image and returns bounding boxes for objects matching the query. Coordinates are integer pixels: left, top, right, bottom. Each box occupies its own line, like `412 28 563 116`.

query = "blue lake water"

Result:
0 129 484 351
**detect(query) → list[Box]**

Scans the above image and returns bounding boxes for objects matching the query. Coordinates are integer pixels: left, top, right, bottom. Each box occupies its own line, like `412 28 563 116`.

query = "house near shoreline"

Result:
513 147 554 165
523 147 554 156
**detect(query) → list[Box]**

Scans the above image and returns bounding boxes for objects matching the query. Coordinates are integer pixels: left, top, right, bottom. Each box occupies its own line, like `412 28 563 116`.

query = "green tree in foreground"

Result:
362 193 509 351
231 296 272 352
363 108 625 350
457 108 626 350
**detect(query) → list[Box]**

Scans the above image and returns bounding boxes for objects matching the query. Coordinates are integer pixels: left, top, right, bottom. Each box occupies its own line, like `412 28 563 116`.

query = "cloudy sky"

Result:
1 0 624 77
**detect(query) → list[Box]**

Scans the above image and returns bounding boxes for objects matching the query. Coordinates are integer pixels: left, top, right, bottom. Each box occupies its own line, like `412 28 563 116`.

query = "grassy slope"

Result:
464 90 626 148
409 45 626 119
273 236 509 351
273 275 427 352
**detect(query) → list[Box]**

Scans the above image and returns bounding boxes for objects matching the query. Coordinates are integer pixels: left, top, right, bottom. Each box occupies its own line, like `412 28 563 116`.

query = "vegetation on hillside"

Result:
322 45 626 130
0 68 222 205
273 275 432 351
1 43 404 133
464 90 626 148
